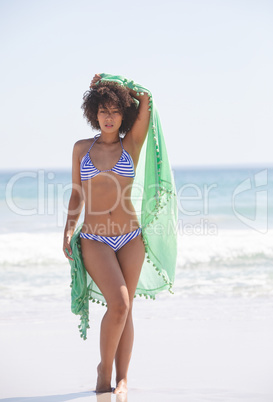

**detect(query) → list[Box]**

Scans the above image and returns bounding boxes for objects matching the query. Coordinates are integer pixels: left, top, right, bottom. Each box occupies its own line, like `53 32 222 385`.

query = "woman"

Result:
63 73 150 394
63 73 177 394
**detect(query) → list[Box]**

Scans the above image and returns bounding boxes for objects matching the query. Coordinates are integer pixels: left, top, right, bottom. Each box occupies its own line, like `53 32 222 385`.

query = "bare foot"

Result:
96 363 112 393
113 378 128 394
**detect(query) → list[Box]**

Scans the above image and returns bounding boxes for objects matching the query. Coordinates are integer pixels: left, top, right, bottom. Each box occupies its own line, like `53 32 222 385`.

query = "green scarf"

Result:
68 73 178 339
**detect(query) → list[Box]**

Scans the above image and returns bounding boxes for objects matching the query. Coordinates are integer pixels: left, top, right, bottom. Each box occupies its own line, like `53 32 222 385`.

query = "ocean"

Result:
0 166 272 322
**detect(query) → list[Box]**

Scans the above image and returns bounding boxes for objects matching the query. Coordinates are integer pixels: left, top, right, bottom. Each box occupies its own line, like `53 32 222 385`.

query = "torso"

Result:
79 134 141 236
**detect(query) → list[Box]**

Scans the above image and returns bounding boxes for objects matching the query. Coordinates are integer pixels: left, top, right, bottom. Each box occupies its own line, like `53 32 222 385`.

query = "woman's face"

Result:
97 103 123 133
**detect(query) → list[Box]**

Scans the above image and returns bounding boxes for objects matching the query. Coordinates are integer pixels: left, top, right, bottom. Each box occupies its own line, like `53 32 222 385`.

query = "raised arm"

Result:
63 142 84 260
127 88 151 147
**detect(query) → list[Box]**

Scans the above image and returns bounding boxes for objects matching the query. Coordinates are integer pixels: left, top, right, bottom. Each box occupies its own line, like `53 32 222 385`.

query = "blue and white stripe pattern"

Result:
80 135 135 181
80 227 141 252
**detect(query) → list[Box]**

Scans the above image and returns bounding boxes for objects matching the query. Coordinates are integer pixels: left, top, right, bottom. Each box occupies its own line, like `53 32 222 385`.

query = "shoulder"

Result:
73 138 95 158
74 138 93 149
72 137 97 165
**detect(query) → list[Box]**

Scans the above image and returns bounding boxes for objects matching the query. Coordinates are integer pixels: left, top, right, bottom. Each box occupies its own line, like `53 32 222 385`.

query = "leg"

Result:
81 238 130 393
114 233 145 393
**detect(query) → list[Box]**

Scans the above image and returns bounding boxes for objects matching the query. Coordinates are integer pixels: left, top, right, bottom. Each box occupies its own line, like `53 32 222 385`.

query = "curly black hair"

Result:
81 81 139 134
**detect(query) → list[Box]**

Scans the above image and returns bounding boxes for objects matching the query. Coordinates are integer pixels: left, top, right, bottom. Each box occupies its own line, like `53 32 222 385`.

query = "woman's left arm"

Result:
128 89 150 148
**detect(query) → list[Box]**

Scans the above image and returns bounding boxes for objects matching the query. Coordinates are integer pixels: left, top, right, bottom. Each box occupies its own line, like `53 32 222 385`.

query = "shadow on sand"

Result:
0 391 127 402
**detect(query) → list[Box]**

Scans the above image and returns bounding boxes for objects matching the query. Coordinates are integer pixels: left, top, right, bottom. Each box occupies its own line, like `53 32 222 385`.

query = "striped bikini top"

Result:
80 135 135 181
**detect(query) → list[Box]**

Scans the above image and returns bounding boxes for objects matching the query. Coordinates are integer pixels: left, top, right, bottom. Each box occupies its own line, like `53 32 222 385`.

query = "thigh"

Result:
116 234 145 301
81 238 128 305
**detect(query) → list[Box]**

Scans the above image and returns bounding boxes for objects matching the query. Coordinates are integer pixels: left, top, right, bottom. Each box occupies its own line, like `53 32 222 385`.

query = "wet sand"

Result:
0 297 273 402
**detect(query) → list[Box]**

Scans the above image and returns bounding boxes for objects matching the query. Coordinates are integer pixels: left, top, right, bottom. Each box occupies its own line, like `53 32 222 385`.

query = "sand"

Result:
0 296 273 402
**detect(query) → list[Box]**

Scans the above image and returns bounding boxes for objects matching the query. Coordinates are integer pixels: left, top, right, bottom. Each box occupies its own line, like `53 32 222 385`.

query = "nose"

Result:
105 111 113 118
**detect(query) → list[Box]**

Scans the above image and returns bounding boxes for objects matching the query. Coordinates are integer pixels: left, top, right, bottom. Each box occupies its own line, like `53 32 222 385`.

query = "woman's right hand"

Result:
89 73 101 89
63 233 73 261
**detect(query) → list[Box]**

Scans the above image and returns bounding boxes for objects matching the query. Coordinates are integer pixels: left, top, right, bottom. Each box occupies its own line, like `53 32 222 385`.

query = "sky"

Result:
0 0 272 169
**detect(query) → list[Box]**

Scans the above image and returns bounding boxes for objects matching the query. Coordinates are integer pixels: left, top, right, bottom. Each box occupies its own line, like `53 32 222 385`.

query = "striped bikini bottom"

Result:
80 227 142 252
